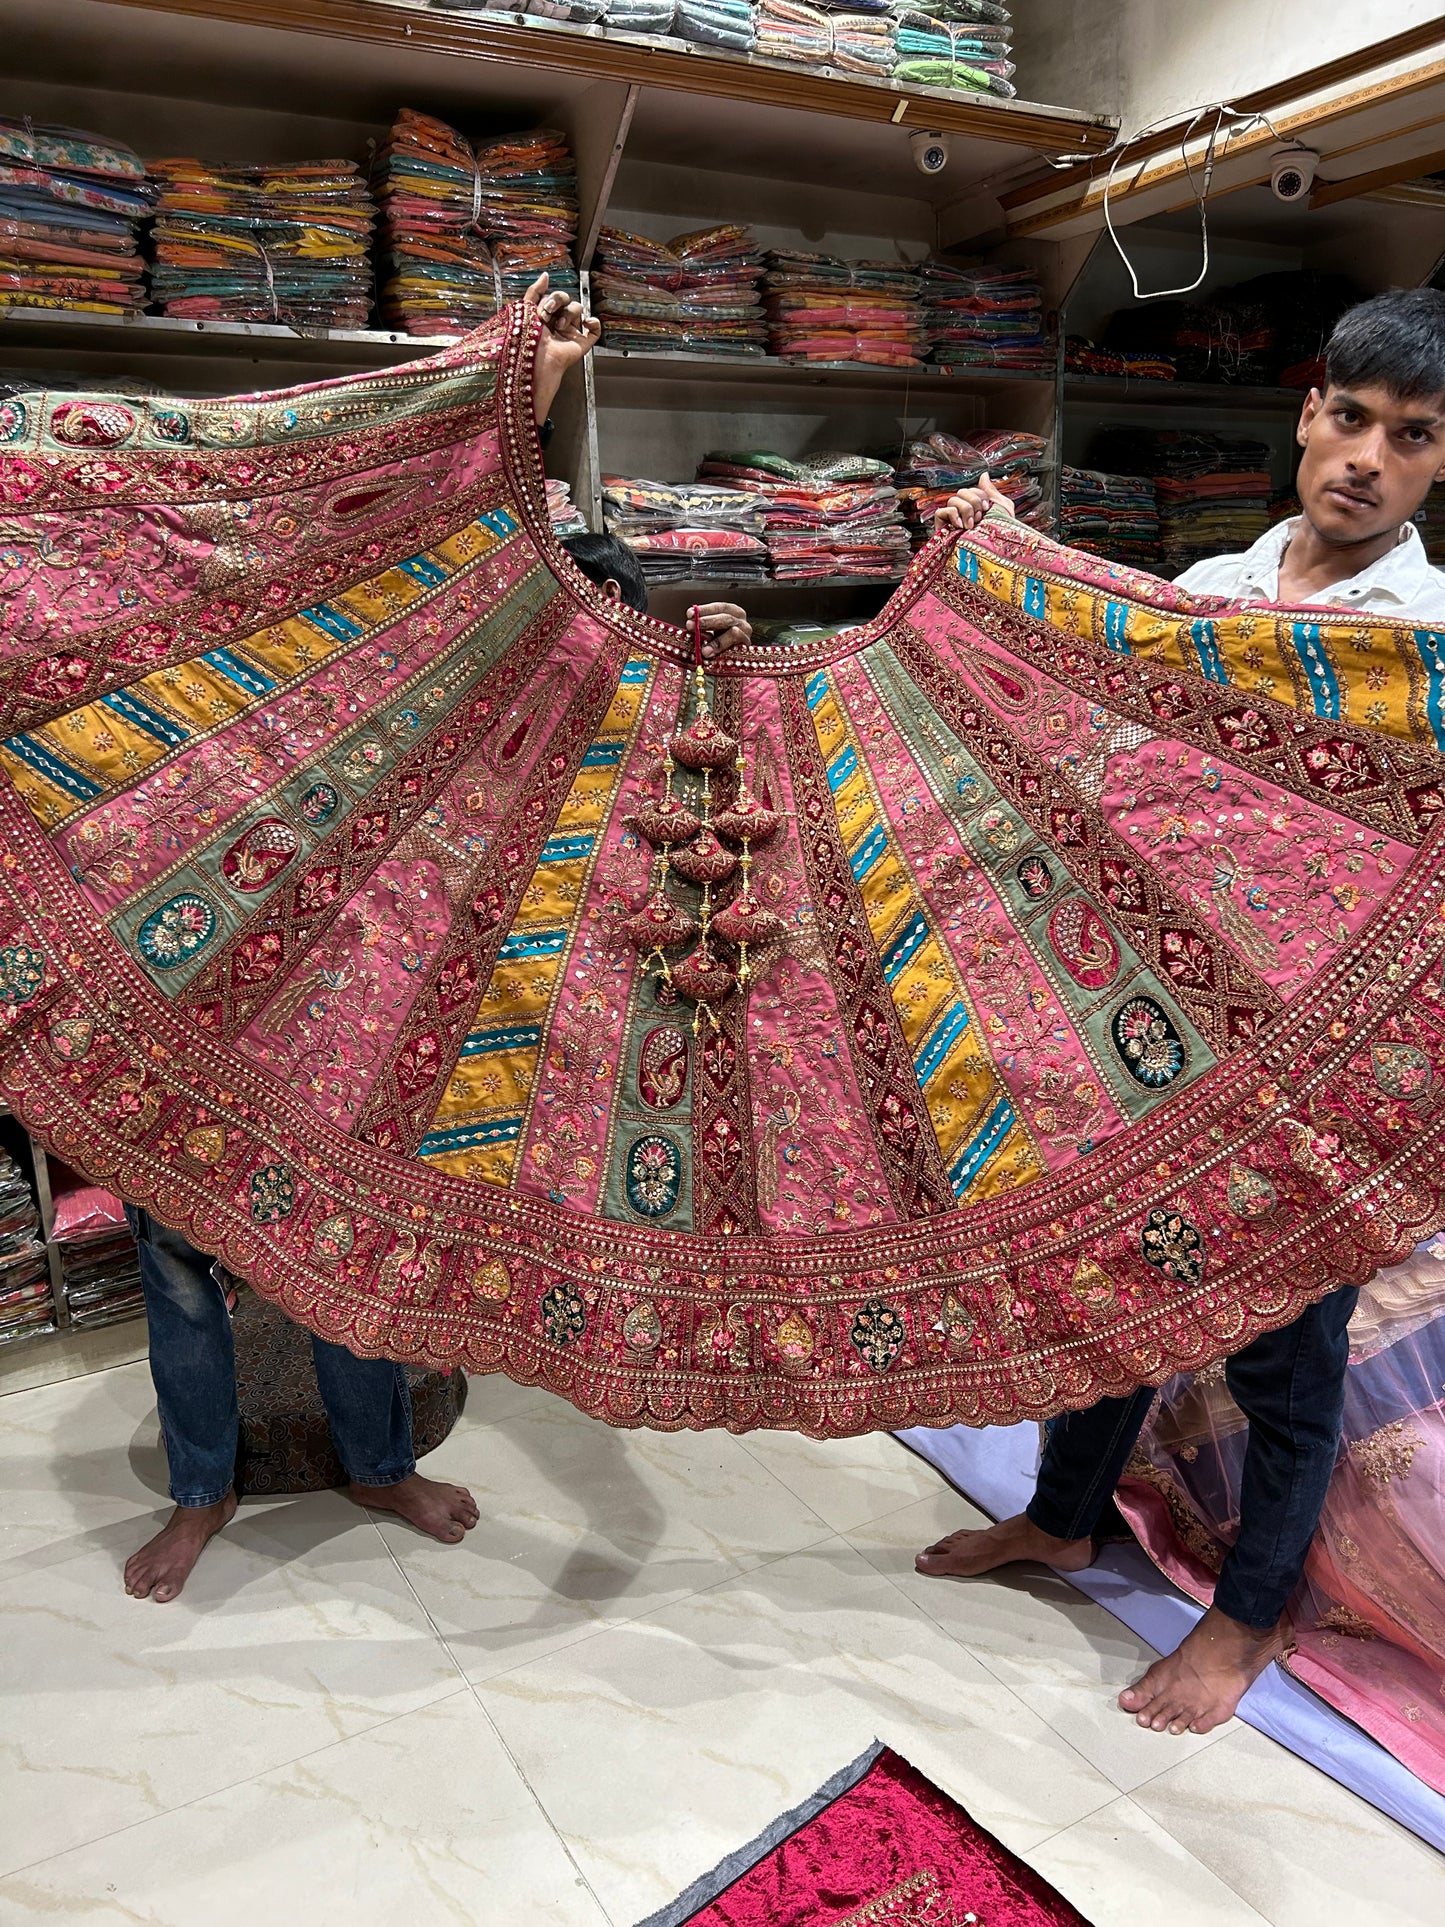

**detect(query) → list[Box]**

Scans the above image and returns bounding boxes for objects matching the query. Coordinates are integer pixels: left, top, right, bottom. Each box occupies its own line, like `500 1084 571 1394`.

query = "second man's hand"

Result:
934 471 1017 534
524 271 602 426
690 602 752 663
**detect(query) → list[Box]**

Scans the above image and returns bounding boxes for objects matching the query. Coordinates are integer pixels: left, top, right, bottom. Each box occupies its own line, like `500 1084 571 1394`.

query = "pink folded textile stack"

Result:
696 448 911 581
593 223 764 356
762 249 926 367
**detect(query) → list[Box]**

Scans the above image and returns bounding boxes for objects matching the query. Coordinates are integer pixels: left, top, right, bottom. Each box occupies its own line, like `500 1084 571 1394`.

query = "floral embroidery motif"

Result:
473 1259 512 1302
137 893 217 970
0 944 45 1005
182 1124 226 1166
851 1300 907 1372
312 1212 354 1264
47 1016 93 1059
622 1299 663 1352
1070 1256 1116 1307
1226 1162 1278 1221
1140 1207 1203 1286
1369 1041 1432 1101
0 398 25 442
1015 853 1054 899
1111 995 1186 1088
249 1162 296 1223
540 1283 586 1345
776 1310 816 1366
1348 1419 1422 1489
299 781 340 825
625 1133 682 1218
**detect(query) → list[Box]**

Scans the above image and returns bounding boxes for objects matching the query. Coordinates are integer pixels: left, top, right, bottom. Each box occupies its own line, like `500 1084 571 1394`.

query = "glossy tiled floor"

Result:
2 1360 1441 1923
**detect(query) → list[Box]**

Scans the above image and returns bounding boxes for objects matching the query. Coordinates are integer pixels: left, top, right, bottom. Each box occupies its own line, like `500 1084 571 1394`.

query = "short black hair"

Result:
1324 288 1445 402
561 532 648 612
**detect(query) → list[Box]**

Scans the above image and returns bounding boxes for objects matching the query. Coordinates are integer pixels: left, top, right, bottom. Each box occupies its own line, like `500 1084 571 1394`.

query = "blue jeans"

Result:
1027 1286 1359 1630
127 1208 416 1508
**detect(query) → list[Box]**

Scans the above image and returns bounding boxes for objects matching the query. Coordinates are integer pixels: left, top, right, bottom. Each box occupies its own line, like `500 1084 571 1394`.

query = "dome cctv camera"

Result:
911 131 950 177
1269 144 1319 203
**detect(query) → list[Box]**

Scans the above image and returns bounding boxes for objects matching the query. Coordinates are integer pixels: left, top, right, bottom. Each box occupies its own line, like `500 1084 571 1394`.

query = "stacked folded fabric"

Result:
603 475 770 585
1098 273 1358 388
675 0 757 51
922 259 1050 371
0 117 152 316
372 110 577 336
1091 428 1272 571
594 224 764 355
892 2 1016 94
754 1 896 76
148 158 375 328
1065 336 1177 381
0 1150 50 1347
887 427 1047 545
547 478 589 537
430 0 608 21
603 0 678 29
697 449 910 581
1059 467 1160 569
50 1172 144 1330
763 250 926 366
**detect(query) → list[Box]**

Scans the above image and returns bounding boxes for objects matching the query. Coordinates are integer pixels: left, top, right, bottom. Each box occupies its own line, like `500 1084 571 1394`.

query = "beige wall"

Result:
1012 0 1445 133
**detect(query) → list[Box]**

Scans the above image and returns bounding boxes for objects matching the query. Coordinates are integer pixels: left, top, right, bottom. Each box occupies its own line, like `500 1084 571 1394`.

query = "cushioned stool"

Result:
231 1286 467 1496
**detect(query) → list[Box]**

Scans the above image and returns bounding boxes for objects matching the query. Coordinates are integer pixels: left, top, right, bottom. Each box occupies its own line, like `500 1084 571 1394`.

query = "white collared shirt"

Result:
1173 517 1445 624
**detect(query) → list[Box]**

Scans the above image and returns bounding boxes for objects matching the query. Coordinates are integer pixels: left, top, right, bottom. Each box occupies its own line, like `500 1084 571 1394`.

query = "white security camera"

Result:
910 131 950 177
1269 145 1319 203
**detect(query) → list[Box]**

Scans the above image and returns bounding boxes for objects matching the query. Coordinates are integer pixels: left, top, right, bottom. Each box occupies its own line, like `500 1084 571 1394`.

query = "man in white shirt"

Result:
917 287 1445 1737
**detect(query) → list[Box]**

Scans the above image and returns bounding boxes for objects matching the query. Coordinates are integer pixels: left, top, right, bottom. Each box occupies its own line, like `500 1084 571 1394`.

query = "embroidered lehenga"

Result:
4 302 1445 1781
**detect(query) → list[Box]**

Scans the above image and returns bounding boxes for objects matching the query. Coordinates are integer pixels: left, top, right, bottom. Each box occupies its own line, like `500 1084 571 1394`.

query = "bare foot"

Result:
1119 1605 1289 1735
349 1473 479 1544
915 1511 1096 1579
124 1494 237 1602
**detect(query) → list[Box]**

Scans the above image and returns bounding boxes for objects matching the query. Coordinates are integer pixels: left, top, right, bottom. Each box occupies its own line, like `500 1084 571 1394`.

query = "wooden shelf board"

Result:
595 347 1055 396
1063 376 1306 411
0 308 445 366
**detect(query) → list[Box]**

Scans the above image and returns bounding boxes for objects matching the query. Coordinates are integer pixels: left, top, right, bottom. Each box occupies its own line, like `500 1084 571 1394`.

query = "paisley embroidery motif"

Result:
1111 995 1186 1088
47 1016 93 1060
776 1310 816 1366
1370 1041 1432 1101
1048 897 1121 989
623 1299 663 1352
638 1025 689 1110
625 1134 682 1218
473 1259 512 1302
50 401 136 448
221 817 301 893
1070 1256 1116 1308
137 894 217 970
1226 1162 1278 1221
313 1213 355 1264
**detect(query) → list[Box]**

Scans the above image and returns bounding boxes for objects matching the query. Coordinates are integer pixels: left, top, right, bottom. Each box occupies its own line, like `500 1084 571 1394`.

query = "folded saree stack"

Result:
754 0 897 76
603 475 770 584
923 260 1051 372
0 117 152 316
697 448 909 579
600 0 679 30
373 111 577 336
546 477 589 537
892 0 1016 94
887 428 1047 546
1091 426 1272 569
594 225 764 356
0 1152 49 1345
674 0 757 51
147 159 375 329
1065 335 1178 381
763 250 926 367
1059 466 1160 569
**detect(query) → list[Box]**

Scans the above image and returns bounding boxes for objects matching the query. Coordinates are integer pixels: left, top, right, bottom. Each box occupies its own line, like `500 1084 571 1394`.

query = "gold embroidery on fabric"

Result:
1315 1606 1380 1639
1348 1418 1423 1489
833 1867 975 1926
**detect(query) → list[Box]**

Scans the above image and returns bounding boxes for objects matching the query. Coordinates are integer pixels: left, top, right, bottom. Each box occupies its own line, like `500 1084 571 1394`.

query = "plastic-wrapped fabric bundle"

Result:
0 117 152 316
148 159 375 330
546 478 589 537
1058 466 1160 569
754 0 896 75
373 111 578 336
892 9 1016 93
696 448 910 580
622 527 771 585
1065 335 1178 381
764 250 925 367
429 0 608 15
1091 427 1272 571
887 428 1048 547
603 475 770 583
0 1150 49 1345
594 224 764 356
603 0 678 28
922 259 1051 372
674 0 757 49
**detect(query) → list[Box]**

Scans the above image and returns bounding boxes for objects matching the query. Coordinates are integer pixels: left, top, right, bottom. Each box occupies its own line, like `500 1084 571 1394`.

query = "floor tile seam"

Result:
0 1683 477 1886
460 1524 848 1692
370 1528 613 1923
718 1435 842 1535
851 1550 1129 1816
1021 1794 1278 1924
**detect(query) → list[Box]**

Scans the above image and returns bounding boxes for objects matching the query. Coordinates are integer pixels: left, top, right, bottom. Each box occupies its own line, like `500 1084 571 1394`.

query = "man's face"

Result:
1296 380 1445 546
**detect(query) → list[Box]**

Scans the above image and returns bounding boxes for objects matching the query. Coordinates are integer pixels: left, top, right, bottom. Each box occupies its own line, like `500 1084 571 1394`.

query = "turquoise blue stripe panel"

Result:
459 1024 542 1058
1190 618 1227 684
881 911 929 985
419 1116 523 1156
496 928 567 962
540 834 595 864
850 823 889 881
1414 629 1445 750
1292 621 1339 719
102 691 188 747
948 1095 1015 1195
914 1001 970 1085
3 734 102 801
201 649 275 695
